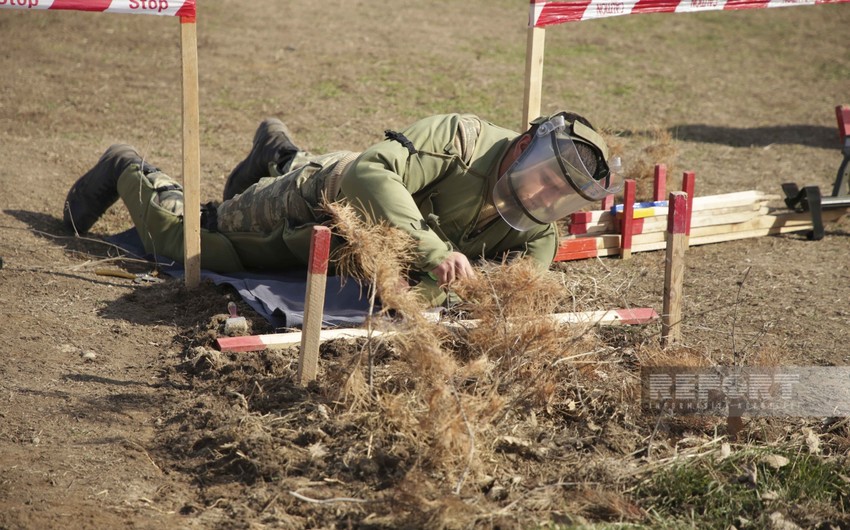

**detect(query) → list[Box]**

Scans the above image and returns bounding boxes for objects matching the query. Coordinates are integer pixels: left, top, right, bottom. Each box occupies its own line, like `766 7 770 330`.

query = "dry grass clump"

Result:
451 260 585 413
322 201 605 496
624 126 680 201
637 344 713 368
323 200 469 477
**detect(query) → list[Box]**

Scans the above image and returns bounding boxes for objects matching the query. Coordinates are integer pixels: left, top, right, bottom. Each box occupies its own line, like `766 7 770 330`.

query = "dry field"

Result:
2 1 850 528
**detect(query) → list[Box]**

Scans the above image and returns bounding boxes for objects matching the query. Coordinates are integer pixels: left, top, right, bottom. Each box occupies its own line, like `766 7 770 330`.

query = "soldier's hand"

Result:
431 252 476 287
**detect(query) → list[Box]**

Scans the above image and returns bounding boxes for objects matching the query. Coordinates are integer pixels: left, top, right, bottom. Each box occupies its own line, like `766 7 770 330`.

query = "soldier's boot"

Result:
223 118 300 200
63 144 158 234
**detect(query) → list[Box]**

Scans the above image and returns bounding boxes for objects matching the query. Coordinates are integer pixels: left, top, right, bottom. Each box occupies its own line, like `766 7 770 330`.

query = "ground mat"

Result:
107 228 373 329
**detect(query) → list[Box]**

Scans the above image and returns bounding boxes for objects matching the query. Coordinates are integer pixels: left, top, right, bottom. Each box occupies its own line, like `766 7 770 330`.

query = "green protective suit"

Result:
116 113 558 304
340 113 557 273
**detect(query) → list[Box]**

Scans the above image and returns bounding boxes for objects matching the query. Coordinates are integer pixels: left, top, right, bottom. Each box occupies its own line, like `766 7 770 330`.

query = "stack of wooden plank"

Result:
556 190 846 262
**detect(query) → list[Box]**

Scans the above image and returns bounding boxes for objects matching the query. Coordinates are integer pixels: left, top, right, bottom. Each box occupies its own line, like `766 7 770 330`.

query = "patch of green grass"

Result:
316 80 343 100
633 447 850 529
548 518 699 530
546 42 603 58
606 83 636 98
816 60 850 82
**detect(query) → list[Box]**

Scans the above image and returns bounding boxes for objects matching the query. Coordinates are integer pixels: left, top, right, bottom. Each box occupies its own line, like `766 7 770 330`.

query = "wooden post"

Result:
653 164 667 202
297 226 332 386
180 16 201 288
620 179 636 259
522 25 546 129
661 191 689 348
601 194 615 211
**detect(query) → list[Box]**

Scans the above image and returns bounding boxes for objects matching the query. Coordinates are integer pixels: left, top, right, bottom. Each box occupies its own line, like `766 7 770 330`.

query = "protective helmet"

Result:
493 112 623 231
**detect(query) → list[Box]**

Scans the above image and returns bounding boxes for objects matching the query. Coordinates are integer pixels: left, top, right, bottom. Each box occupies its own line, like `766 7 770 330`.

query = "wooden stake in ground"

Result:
621 179 636 259
297 226 332 386
681 171 696 243
653 164 667 202
662 191 689 348
522 25 546 128
180 15 201 289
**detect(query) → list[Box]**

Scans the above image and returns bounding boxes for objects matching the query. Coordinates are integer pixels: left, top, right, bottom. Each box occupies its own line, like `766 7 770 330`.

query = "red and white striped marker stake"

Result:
297 226 331 386
661 191 689 348
620 179 636 259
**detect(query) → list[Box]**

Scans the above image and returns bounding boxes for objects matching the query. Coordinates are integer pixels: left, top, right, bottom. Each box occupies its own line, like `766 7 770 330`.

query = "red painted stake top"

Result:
571 211 593 223
621 179 636 250
667 192 689 234
837 105 850 144
681 171 696 236
308 226 332 275
653 164 667 202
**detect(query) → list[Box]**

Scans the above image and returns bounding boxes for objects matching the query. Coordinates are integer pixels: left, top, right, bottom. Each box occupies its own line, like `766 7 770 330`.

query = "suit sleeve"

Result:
339 117 459 272
520 223 559 270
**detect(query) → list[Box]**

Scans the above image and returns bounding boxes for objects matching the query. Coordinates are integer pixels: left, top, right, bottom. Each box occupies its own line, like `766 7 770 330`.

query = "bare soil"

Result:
2 1 850 528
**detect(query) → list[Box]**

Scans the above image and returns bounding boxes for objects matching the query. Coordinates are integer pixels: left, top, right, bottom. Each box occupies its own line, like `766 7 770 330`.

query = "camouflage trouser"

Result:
116 152 455 305
216 150 358 233
117 165 245 272
116 151 359 272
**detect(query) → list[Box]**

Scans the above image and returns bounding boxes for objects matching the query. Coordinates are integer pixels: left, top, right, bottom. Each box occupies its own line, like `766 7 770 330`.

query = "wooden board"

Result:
215 308 659 353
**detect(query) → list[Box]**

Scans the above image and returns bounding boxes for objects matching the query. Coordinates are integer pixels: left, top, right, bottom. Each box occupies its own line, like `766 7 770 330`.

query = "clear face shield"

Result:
493 114 623 231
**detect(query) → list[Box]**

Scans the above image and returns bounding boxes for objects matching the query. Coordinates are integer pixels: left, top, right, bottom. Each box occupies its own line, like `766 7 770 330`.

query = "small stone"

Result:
803 428 821 454
81 351 97 362
762 454 789 469
486 485 508 501
769 511 802 530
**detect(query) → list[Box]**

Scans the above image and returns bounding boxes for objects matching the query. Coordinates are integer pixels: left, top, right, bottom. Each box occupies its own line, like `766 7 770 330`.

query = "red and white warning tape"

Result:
0 0 195 18
530 0 849 26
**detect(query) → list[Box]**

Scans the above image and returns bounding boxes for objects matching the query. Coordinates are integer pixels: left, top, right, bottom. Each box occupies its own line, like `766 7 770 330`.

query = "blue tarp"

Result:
107 229 373 329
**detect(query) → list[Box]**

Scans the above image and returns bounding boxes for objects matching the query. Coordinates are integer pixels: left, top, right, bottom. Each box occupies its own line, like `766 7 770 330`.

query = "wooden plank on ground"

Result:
215 308 659 353
217 329 383 353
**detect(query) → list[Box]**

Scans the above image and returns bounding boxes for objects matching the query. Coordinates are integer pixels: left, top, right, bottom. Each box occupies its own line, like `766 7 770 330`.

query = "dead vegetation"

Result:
145 202 850 529
605 126 681 202
4 3 850 529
